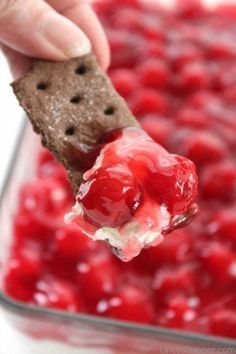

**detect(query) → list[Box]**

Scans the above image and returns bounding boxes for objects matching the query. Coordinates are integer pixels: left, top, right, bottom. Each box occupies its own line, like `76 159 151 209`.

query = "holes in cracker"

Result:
65 127 76 136
75 64 87 75
37 82 48 90
104 106 115 115
70 95 82 104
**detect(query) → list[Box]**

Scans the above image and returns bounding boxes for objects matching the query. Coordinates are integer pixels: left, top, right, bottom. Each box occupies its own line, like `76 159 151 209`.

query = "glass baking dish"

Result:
0 121 235 353
1 0 236 351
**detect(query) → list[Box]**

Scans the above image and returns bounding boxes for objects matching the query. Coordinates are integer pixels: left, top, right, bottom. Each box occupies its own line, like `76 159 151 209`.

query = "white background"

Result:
0 53 24 194
0 53 25 354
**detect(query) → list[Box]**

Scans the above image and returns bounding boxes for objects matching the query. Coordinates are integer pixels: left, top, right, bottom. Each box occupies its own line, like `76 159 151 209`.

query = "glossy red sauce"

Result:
72 128 197 261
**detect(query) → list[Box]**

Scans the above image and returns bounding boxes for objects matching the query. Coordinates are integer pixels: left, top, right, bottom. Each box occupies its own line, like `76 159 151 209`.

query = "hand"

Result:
0 0 110 78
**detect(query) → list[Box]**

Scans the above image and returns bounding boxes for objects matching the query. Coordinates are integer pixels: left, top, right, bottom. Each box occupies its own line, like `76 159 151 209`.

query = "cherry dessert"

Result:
66 128 198 261
3 0 236 340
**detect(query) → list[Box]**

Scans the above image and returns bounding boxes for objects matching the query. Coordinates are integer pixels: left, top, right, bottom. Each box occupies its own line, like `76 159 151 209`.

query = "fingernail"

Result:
40 13 91 58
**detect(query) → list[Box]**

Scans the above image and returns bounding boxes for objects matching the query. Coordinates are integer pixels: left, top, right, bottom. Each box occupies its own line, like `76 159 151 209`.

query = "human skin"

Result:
0 0 110 78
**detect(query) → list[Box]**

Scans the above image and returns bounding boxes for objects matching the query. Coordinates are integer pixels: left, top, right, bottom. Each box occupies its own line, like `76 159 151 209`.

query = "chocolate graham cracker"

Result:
12 53 139 192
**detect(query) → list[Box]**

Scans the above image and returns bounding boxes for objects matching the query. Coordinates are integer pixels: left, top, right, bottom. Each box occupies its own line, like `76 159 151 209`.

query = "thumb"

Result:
0 0 91 60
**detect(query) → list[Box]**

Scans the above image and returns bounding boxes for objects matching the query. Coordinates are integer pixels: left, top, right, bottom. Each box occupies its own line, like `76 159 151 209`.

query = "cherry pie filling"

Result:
66 127 198 261
3 0 236 340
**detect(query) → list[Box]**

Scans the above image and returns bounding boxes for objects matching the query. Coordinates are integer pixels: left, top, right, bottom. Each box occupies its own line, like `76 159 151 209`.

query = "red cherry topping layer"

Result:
68 128 197 261
3 0 236 340
77 162 142 228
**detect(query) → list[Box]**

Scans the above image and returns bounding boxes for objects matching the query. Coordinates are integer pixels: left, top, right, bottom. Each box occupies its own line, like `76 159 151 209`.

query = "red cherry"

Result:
116 0 141 8
175 131 227 167
147 155 198 214
107 30 139 69
138 41 165 62
175 108 210 129
34 277 79 311
77 165 142 228
168 44 203 70
76 252 119 301
52 224 96 260
37 160 68 185
43 251 77 281
160 294 198 328
19 178 71 217
4 268 35 302
13 212 56 246
109 69 139 99
4 249 42 301
136 59 170 88
200 243 236 285
174 0 204 19
153 265 198 296
38 149 54 165
201 161 236 201
141 229 192 269
6 250 41 280
208 209 236 243
92 0 116 18
16 179 71 245
142 23 164 41
224 85 236 104
207 41 236 60
131 89 168 117
213 65 236 90
178 62 211 91
186 91 220 110
97 284 154 324
37 149 69 186
140 115 173 148
210 310 236 338
111 8 142 32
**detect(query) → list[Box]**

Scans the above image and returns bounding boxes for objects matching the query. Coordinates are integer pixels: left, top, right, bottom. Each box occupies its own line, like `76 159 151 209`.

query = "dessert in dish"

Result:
4 0 236 340
12 53 197 261
66 127 198 261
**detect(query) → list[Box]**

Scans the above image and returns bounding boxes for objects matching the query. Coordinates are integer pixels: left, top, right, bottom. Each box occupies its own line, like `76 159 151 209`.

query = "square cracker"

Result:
12 53 138 192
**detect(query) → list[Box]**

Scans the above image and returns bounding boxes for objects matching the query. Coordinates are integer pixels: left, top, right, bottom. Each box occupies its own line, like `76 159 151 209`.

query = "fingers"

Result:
47 0 110 70
0 44 33 78
0 0 91 61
